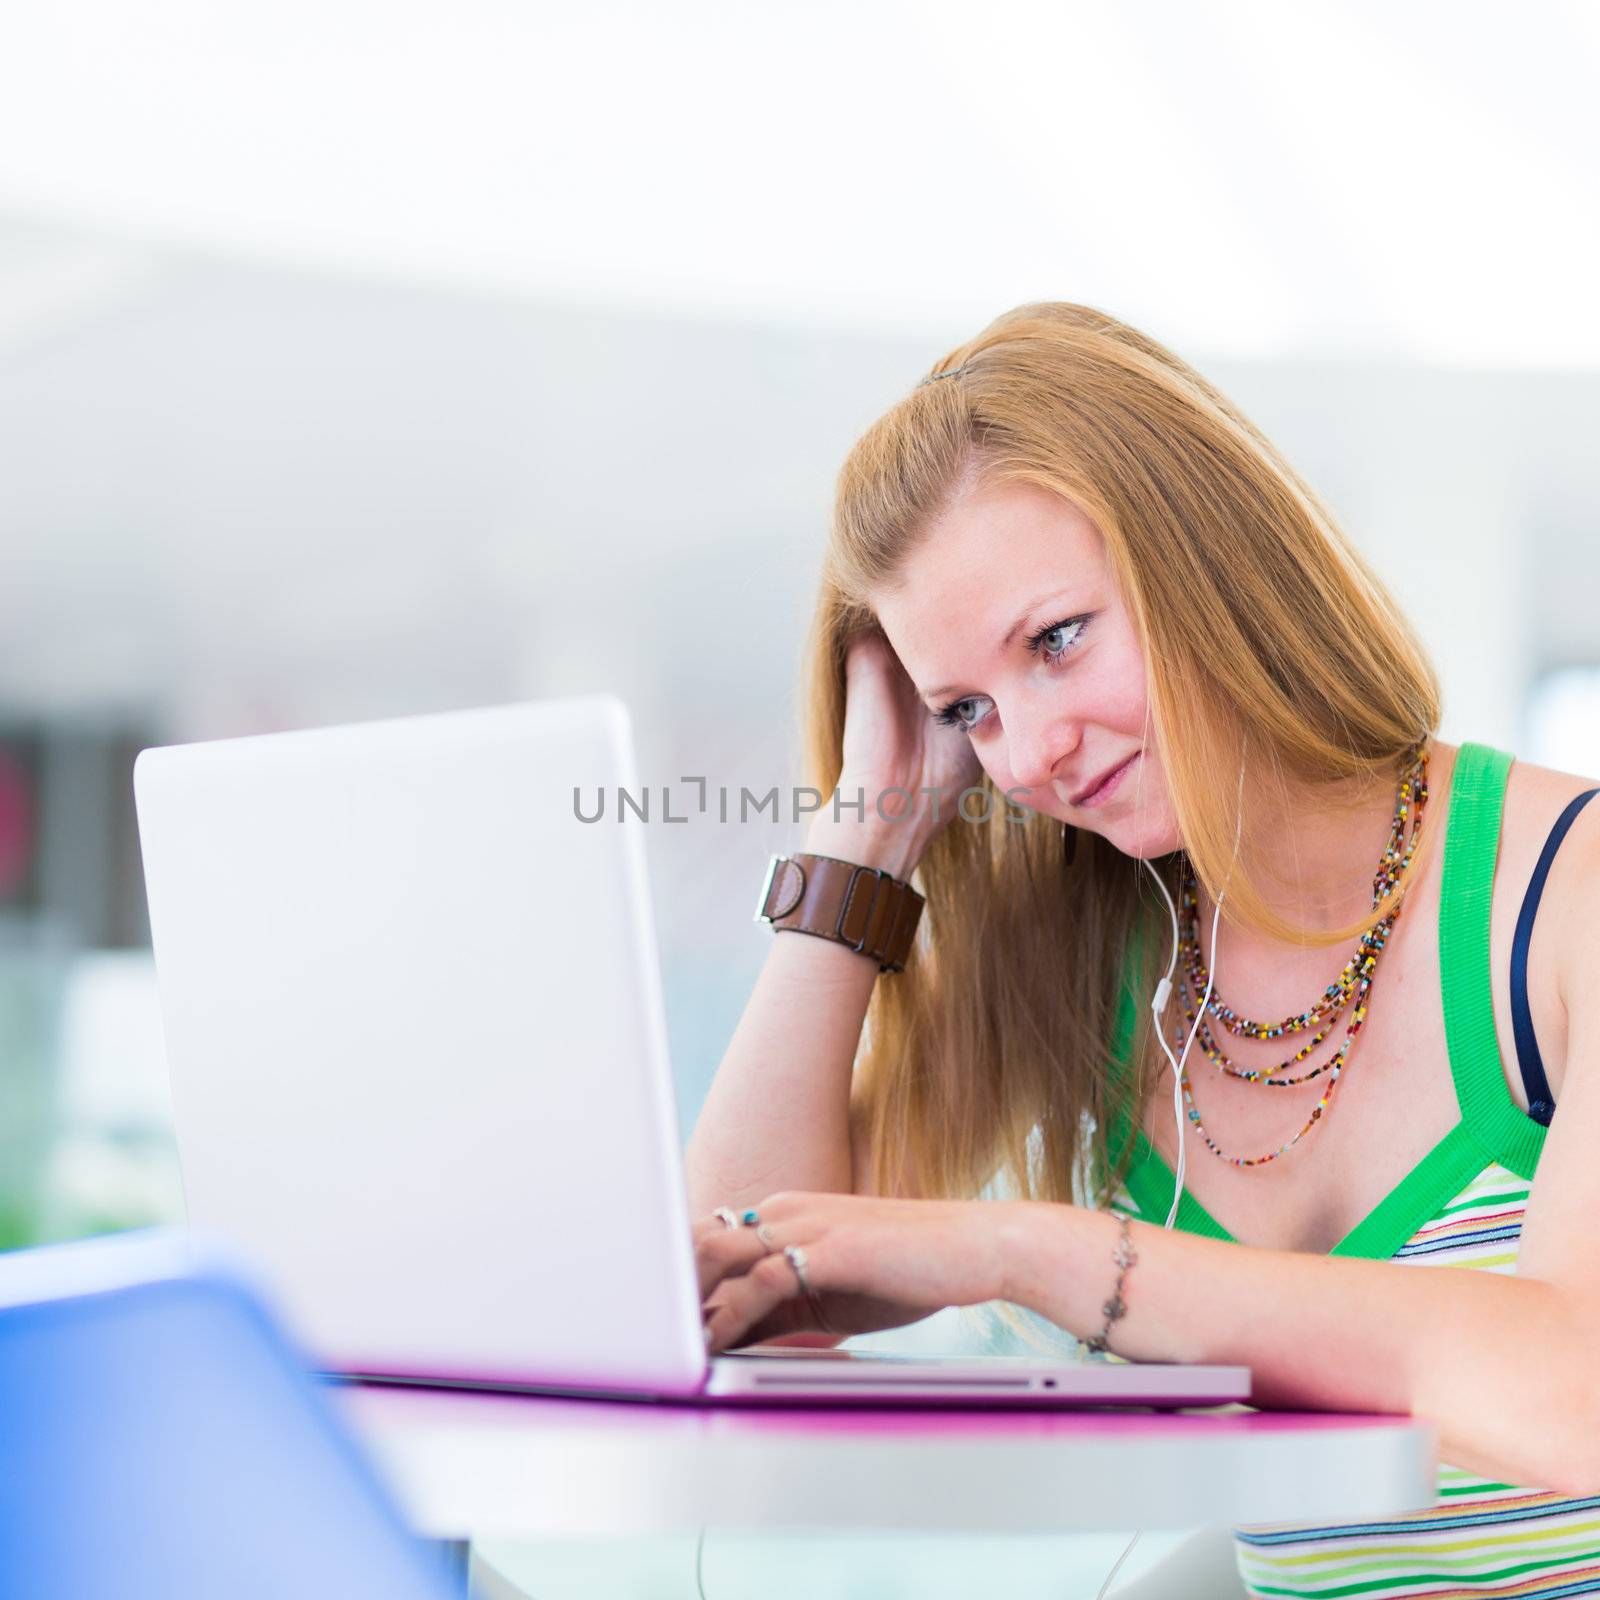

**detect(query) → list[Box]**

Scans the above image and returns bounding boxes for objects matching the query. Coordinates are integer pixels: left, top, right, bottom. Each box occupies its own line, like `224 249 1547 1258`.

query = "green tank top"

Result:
1102 743 1600 1598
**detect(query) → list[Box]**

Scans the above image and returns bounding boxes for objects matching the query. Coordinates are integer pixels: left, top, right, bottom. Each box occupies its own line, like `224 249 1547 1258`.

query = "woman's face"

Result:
871 475 1181 859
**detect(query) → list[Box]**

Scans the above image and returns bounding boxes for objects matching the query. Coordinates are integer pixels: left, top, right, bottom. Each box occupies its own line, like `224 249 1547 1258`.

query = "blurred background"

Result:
1 0 1597 1263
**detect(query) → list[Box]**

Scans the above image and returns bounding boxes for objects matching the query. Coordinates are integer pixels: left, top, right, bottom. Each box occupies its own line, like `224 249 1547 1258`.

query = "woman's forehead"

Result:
903 480 1100 579
874 485 1103 625
870 486 1108 699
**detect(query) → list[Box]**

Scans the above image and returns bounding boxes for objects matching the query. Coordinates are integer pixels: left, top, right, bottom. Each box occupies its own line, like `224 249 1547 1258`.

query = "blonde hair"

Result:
804 302 1440 1257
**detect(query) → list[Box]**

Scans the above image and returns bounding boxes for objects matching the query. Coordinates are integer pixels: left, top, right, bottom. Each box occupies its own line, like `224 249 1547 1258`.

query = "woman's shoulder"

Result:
1498 747 1600 857
1492 746 1600 998
1502 744 1600 797
1439 738 1598 847
1432 736 1598 964
1432 740 1598 1112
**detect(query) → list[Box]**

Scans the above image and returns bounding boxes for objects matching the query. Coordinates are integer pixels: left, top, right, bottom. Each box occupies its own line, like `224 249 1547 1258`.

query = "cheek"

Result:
1085 635 1151 736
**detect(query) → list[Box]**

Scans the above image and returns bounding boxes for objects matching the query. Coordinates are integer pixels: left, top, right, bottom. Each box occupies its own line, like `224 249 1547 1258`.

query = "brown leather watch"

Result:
753 851 924 974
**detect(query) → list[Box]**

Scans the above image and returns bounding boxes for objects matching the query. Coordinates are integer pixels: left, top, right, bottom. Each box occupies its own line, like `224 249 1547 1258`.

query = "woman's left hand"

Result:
695 1191 1017 1353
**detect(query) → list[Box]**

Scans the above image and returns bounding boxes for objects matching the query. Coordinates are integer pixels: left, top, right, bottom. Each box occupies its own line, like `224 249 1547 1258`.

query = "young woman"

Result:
685 302 1600 1595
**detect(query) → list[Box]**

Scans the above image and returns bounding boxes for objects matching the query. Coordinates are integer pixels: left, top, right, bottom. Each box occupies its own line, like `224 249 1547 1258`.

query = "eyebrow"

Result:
920 590 1073 704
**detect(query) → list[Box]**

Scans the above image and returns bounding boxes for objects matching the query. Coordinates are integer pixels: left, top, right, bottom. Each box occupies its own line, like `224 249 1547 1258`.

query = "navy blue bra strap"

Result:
1511 787 1599 1126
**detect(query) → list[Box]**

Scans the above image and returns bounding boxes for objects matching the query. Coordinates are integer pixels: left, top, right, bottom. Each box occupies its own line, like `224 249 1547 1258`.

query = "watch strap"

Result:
754 852 924 974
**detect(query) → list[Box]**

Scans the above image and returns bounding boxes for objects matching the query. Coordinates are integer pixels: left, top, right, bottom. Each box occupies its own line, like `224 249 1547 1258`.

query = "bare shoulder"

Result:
1501 753 1600 1000
1503 753 1600 815
1434 740 1596 884
1501 753 1600 863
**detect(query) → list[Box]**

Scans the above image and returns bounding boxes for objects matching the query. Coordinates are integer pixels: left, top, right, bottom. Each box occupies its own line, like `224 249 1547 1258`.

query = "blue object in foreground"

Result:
0 1228 453 1600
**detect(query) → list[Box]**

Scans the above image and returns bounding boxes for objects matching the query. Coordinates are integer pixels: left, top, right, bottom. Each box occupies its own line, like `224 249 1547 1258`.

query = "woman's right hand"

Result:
806 627 984 878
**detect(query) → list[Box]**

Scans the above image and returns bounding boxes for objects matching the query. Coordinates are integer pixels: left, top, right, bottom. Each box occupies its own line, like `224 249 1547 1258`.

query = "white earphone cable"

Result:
1094 1528 1144 1600
1101 763 1244 1596
1140 860 1220 1231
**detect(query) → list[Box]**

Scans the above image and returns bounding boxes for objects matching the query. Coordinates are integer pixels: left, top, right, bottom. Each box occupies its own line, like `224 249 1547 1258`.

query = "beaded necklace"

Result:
1173 748 1429 1168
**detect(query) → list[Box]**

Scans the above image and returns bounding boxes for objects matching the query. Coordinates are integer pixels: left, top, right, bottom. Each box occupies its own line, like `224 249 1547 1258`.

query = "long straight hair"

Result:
805 302 1440 1226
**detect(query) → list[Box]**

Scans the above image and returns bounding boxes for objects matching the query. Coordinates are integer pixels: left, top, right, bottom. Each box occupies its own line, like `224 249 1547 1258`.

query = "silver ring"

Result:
782 1243 814 1296
712 1206 740 1231
755 1223 780 1254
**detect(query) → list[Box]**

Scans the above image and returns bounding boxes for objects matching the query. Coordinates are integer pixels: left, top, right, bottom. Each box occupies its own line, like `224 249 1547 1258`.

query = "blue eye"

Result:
1029 617 1086 659
934 697 982 731
931 614 1092 731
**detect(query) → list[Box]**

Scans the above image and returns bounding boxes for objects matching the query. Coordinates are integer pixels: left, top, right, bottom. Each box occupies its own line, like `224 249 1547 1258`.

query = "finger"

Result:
699 1296 823 1341
690 1214 739 1249
695 1200 766 1240
705 1249 812 1354
694 1224 774 1300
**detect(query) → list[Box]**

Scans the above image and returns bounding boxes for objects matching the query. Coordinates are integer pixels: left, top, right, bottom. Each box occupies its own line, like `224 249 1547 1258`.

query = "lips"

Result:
1070 752 1139 808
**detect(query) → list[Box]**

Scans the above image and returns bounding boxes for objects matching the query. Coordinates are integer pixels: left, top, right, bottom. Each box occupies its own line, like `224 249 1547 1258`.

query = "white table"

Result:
335 1381 1438 1538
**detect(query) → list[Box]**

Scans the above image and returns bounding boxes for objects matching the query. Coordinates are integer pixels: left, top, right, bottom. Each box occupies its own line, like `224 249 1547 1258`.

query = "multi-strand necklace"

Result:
1173 747 1429 1168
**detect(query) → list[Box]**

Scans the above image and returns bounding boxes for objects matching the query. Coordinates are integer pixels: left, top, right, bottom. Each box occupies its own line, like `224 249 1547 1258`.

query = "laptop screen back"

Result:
133 697 706 1394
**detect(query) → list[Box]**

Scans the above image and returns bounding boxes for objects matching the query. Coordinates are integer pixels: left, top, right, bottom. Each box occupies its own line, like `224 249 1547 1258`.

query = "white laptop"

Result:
132 695 1248 1408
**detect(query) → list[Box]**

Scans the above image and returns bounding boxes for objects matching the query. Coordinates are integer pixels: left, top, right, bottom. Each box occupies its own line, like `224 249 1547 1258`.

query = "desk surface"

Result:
335 1382 1438 1537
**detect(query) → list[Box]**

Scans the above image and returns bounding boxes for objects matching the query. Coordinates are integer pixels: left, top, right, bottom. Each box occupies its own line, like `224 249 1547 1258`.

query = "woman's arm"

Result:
703 1081 1593 1482
999 1205 1599 1490
683 814 925 1219
688 626 974 1219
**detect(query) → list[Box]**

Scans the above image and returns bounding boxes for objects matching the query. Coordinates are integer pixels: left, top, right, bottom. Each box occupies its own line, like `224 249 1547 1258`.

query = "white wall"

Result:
2 226 1597 1128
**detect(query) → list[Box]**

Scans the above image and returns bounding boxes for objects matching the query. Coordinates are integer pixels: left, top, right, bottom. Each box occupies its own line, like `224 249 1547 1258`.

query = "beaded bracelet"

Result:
1084 1213 1138 1355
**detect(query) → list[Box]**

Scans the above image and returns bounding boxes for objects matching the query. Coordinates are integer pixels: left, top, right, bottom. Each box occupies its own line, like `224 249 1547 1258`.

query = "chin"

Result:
1087 810 1183 862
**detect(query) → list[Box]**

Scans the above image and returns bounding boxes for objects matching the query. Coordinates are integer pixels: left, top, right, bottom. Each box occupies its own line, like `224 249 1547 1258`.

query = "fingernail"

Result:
704 1325 715 1350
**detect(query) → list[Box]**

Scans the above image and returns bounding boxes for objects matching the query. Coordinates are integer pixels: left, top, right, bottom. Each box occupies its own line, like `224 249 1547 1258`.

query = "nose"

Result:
1005 700 1082 794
